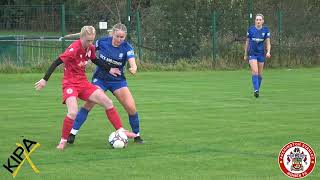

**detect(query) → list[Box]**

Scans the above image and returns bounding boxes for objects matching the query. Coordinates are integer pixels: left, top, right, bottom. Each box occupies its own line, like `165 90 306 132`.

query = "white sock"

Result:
60 139 67 143
70 128 78 135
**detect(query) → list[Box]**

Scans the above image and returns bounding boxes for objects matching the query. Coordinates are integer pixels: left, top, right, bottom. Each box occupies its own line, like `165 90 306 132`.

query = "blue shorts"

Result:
92 78 127 93
249 54 265 63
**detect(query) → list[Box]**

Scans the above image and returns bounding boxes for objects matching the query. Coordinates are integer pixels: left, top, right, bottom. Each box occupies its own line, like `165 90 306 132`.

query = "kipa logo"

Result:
3 139 40 177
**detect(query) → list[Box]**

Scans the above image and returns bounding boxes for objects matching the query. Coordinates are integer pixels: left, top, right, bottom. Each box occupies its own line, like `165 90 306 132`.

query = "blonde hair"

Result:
112 23 127 34
256 13 264 20
80 26 96 37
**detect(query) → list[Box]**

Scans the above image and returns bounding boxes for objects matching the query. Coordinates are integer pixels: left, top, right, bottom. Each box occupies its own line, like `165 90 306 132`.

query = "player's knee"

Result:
252 70 259 75
100 96 113 109
127 105 136 115
67 110 78 120
83 103 95 111
104 99 114 109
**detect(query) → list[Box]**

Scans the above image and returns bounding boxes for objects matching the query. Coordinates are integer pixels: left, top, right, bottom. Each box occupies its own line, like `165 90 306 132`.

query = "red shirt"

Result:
59 39 96 87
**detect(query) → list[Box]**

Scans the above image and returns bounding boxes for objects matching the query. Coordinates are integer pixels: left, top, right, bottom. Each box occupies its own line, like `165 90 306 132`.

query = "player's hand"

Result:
129 66 137 75
109 68 121 77
243 55 248 61
266 52 271 58
34 79 47 91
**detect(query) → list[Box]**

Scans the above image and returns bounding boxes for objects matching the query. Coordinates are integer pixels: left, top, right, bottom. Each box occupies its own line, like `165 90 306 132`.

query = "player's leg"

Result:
88 89 137 138
248 57 259 98
67 101 96 144
257 55 265 90
87 89 121 127
68 80 107 144
258 62 265 89
70 101 95 135
57 96 78 150
113 85 143 143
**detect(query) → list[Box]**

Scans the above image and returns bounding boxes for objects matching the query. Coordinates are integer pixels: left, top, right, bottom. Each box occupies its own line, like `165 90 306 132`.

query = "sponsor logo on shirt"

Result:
99 54 123 66
86 50 92 58
78 61 88 67
252 38 264 42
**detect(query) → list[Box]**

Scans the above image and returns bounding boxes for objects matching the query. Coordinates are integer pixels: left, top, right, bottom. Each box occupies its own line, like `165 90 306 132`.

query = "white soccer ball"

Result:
108 130 128 149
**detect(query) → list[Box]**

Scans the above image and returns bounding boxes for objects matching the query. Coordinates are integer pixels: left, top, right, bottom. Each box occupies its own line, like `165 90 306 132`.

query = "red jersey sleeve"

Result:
59 45 76 62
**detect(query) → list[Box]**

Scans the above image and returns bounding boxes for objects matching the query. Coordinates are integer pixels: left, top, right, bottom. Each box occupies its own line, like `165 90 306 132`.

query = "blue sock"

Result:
129 112 140 135
252 75 259 91
72 107 89 131
258 75 262 89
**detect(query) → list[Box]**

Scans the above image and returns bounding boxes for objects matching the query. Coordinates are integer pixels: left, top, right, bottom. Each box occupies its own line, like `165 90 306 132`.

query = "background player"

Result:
34 26 133 150
244 14 271 98
68 23 144 144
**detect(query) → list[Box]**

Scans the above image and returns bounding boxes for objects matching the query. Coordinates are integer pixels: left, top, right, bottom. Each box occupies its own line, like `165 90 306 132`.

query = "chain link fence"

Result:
0 1 319 68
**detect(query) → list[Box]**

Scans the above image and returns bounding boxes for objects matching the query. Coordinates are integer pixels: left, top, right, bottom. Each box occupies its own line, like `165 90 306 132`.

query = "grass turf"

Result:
0 69 319 179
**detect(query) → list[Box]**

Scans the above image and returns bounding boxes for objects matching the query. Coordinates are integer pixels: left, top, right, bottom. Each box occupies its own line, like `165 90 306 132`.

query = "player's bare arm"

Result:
128 58 137 75
265 38 271 58
59 32 81 41
244 38 249 60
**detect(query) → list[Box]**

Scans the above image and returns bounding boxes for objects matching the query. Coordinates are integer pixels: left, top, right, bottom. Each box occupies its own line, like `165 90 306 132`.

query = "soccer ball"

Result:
108 130 128 149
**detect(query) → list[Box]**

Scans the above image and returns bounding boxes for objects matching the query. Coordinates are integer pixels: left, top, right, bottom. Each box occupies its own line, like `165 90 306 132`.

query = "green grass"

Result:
0 69 319 179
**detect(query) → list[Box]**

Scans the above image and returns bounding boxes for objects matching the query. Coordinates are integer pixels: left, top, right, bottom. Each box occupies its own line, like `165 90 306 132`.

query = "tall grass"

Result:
0 56 319 74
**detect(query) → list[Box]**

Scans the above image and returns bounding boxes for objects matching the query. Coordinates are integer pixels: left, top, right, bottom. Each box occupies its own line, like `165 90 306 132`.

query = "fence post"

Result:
278 10 282 64
126 0 132 41
60 4 66 52
247 0 253 27
211 11 217 61
16 35 24 65
135 10 142 62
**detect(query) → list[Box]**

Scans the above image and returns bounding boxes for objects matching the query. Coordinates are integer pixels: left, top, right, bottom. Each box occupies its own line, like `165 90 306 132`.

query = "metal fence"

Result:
0 5 64 34
0 36 73 66
135 0 320 66
0 2 319 67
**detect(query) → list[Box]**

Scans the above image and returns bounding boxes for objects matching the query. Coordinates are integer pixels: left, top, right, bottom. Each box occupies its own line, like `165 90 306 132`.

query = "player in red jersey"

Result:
34 26 135 150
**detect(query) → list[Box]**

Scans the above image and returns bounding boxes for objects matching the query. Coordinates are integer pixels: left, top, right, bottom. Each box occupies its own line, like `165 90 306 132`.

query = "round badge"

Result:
66 88 73 94
278 141 316 179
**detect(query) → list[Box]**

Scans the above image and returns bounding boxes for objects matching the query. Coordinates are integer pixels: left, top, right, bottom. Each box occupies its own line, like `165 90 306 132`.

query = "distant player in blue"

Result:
67 23 144 143
244 14 271 98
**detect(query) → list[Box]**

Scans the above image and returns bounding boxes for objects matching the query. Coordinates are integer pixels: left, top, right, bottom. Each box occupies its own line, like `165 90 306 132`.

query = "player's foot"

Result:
67 134 76 144
254 90 259 98
124 131 137 139
56 140 67 150
134 136 144 144
118 128 137 139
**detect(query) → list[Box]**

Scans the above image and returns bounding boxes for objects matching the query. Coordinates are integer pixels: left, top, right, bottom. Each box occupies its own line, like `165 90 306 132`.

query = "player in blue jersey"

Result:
244 14 271 98
67 23 144 143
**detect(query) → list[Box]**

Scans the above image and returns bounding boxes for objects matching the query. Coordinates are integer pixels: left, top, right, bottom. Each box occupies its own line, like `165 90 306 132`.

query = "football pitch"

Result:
0 69 319 179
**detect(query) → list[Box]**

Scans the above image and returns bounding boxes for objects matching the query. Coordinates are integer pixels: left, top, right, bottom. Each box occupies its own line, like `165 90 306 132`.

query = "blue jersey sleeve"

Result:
265 27 271 39
126 43 135 60
95 39 100 50
247 29 251 38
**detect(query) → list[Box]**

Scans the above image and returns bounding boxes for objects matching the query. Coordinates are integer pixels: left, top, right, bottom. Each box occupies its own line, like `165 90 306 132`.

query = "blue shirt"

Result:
247 26 270 55
93 36 135 81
